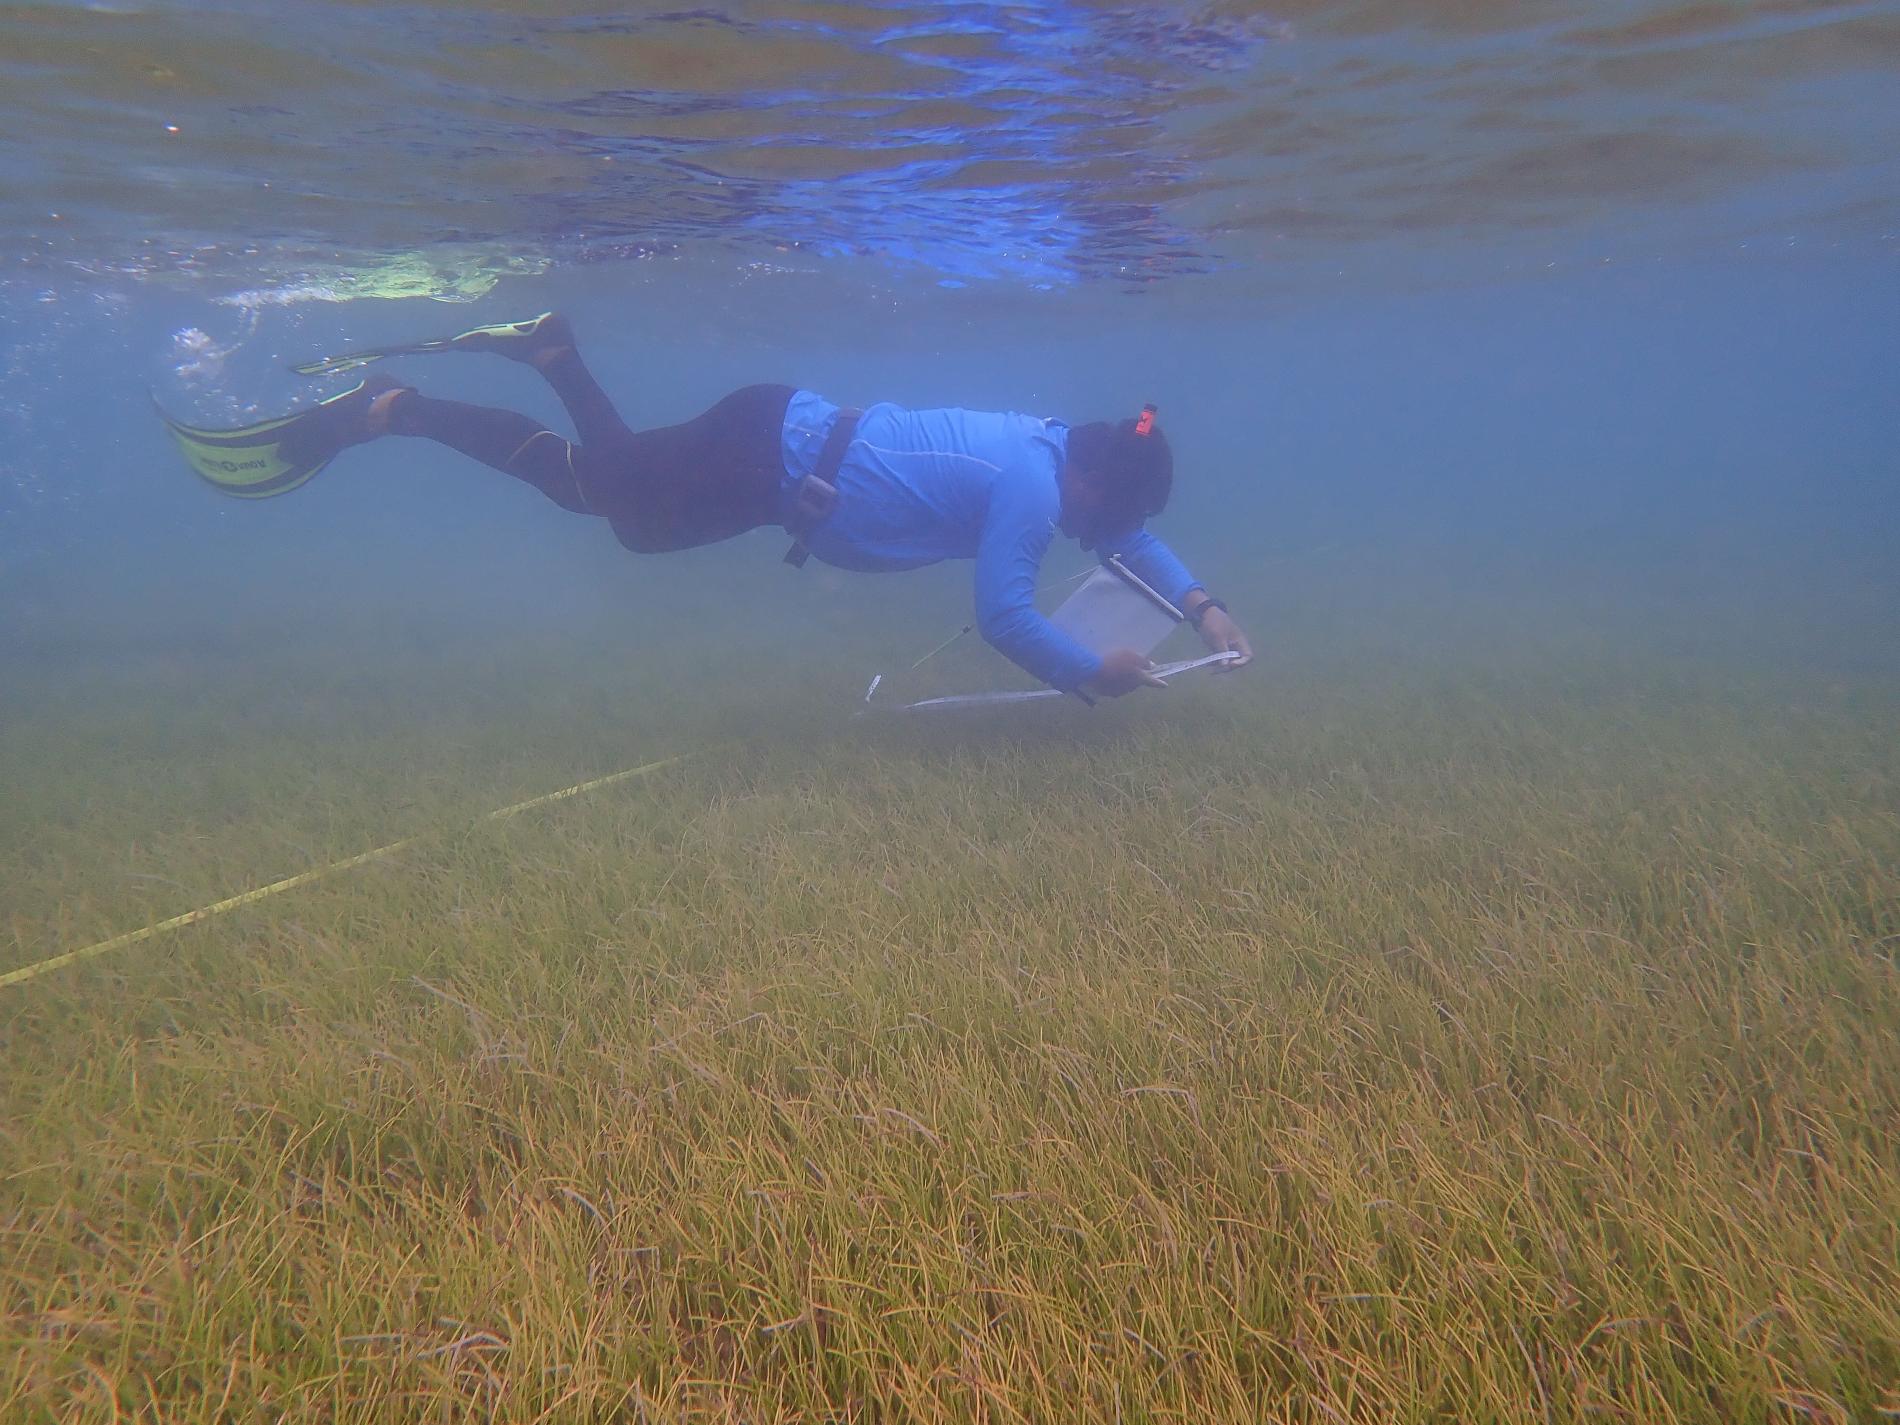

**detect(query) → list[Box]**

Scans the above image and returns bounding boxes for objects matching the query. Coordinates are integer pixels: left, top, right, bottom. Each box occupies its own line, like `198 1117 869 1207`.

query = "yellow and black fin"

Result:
155 381 375 499
288 343 422 379
289 312 562 377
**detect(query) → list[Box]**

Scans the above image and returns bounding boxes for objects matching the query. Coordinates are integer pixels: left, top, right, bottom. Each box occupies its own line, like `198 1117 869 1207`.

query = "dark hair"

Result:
1069 415 1173 529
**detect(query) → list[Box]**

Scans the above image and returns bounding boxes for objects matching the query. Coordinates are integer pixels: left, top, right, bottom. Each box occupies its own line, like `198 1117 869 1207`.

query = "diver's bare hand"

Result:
1088 648 1169 697
1196 606 1254 670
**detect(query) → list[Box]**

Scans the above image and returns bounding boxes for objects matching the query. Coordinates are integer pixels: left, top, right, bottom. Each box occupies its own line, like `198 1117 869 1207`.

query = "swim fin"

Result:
290 311 569 377
156 377 395 499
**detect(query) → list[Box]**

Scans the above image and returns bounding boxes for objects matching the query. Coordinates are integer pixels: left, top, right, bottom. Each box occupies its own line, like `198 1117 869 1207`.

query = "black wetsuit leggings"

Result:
389 350 793 553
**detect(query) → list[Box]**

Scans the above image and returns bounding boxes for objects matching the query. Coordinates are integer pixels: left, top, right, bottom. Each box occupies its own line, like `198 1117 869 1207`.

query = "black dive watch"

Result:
1187 596 1227 629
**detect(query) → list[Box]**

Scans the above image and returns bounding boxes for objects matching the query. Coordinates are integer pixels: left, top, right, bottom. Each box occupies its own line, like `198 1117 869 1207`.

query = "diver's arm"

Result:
973 477 1104 693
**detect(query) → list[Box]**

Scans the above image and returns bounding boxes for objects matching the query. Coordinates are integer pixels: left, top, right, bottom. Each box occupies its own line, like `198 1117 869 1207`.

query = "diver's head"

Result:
1059 403 1173 549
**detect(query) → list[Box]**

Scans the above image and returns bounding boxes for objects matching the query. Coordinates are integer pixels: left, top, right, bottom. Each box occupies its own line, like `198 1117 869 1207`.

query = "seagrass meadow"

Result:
2 551 1897 1424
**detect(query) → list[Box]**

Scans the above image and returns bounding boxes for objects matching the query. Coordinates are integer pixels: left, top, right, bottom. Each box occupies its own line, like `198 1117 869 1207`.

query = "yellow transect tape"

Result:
0 753 689 990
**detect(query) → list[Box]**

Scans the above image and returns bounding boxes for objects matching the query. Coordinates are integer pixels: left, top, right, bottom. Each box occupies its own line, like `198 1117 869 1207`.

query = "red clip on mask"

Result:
1134 402 1157 436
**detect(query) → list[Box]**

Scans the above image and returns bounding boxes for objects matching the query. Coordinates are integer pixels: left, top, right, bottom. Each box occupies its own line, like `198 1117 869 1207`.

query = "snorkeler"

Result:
159 313 1253 699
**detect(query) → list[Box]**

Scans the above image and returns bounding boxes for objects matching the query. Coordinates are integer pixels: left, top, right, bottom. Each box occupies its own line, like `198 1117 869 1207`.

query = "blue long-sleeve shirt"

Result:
779 390 1202 692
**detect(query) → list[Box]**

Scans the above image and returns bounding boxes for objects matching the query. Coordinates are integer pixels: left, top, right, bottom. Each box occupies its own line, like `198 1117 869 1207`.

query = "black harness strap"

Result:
783 407 861 568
